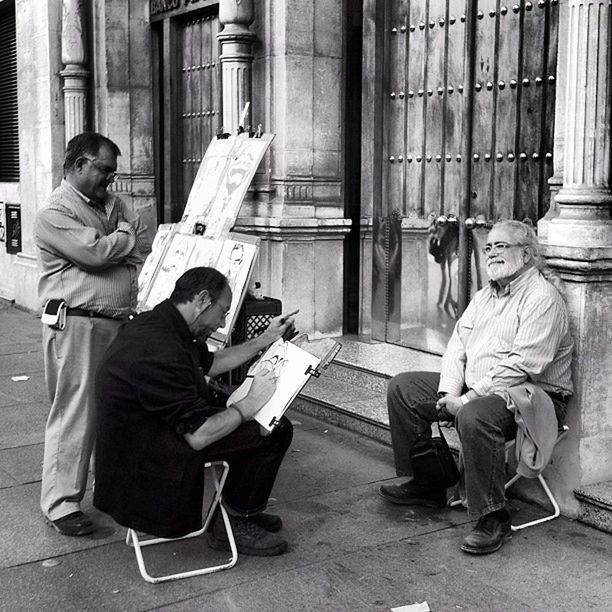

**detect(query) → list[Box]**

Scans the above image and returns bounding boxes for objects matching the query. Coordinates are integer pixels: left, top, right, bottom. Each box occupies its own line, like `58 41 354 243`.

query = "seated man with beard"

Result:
379 220 573 555
94 267 297 556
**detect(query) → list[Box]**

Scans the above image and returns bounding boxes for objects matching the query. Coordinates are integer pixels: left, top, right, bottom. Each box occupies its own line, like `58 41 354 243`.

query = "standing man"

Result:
34 132 150 536
379 220 573 554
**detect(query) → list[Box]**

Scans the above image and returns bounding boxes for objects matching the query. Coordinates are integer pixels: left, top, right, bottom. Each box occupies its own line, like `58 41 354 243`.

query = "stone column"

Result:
60 0 88 141
549 0 612 247
218 0 256 132
541 0 612 516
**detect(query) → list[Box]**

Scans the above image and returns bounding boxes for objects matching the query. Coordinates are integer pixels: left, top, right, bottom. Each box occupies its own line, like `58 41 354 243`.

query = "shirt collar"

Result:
62 179 114 220
63 179 93 204
488 265 538 297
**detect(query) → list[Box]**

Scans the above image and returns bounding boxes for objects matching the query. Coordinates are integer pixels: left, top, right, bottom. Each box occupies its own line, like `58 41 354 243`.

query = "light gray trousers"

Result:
41 315 121 520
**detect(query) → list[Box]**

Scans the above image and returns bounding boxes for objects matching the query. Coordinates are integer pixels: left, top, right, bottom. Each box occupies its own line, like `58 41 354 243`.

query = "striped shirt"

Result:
34 180 151 318
439 266 573 397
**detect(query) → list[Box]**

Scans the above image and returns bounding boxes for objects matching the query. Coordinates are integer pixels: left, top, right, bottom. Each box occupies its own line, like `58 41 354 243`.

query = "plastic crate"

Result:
223 296 282 385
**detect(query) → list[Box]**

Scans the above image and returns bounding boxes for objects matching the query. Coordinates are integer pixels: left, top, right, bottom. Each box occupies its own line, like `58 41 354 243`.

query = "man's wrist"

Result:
229 403 245 424
459 394 469 405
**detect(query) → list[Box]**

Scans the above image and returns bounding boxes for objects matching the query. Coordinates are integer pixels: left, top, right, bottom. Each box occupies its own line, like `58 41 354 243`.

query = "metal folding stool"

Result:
504 425 570 531
125 460 238 584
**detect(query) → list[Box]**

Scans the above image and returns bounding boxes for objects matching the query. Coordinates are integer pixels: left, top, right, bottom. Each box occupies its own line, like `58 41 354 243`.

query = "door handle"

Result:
437 213 458 226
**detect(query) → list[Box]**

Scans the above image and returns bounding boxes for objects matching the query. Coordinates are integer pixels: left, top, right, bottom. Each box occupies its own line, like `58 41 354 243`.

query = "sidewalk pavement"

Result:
0 300 611 612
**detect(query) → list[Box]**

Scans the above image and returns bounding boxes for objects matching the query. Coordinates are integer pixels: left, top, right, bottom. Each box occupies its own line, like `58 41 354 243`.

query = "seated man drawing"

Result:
94 267 297 556
379 220 573 555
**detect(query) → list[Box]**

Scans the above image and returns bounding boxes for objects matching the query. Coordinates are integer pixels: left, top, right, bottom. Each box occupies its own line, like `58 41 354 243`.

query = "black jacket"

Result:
93 300 221 538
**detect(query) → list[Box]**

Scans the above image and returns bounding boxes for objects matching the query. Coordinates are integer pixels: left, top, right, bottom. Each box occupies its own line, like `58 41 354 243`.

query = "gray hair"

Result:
491 220 564 294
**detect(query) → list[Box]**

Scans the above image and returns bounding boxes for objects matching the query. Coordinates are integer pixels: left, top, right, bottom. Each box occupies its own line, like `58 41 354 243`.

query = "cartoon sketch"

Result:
181 137 235 225
137 223 175 306
250 340 288 379
143 233 196 310
228 338 322 432
212 238 258 341
203 138 272 239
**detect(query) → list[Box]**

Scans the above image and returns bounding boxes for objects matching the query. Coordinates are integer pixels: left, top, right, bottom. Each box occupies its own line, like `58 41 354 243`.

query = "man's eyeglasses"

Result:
481 242 526 256
82 158 117 179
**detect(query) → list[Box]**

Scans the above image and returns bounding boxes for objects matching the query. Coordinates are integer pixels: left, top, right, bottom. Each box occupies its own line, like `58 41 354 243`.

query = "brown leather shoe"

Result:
207 515 288 557
48 511 94 537
379 481 447 508
461 514 512 554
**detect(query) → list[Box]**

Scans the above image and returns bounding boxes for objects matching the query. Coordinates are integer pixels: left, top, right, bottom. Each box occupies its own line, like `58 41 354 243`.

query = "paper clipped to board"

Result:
228 337 341 432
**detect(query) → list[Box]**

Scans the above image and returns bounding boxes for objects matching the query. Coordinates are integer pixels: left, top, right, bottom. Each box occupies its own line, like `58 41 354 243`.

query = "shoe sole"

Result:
378 489 447 508
47 520 94 537
460 532 512 555
206 532 288 557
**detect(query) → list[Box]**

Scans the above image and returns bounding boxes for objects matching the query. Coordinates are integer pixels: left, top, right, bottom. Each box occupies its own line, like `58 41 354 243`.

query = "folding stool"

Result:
125 460 238 584
504 425 570 531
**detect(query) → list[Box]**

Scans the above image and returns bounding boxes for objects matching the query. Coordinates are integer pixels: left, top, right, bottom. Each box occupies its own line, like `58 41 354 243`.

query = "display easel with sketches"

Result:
137 104 273 348
137 104 341 427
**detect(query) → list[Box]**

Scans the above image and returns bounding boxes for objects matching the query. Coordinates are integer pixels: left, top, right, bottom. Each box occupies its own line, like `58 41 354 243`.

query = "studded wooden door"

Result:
370 0 558 353
152 5 221 223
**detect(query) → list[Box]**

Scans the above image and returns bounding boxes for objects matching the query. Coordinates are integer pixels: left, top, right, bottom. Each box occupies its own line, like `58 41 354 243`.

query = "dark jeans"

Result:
200 416 293 515
387 371 565 519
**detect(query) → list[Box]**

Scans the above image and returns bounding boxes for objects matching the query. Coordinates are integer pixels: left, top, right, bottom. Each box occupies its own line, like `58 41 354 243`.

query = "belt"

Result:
66 307 117 320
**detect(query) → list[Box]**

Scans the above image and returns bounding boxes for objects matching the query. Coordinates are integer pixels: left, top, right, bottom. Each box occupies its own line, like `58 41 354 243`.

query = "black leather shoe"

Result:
461 513 512 554
48 511 94 537
379 481 447 507
250 512 282 533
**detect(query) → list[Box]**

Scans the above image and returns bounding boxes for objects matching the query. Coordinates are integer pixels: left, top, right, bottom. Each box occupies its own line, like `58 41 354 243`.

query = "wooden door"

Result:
152 4 221 223
369 0 558 353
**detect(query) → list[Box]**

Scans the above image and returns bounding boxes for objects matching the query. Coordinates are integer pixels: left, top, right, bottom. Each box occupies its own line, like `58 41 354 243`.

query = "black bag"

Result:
410 421 459 488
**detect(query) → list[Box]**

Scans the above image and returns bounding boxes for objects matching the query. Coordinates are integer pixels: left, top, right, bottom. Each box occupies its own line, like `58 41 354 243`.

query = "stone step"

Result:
295 358 461 452
574 481 612 535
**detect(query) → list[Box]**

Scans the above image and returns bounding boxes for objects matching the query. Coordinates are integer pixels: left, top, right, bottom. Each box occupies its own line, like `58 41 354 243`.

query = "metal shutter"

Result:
0 2 19 182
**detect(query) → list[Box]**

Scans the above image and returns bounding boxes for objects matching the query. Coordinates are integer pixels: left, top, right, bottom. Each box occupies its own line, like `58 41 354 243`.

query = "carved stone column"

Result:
218 0 256 132
549 0 612 247
60 0 89 141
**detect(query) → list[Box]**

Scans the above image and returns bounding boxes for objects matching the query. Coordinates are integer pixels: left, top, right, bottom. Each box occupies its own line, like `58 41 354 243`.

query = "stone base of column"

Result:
548 200 612 248
540 244 612 517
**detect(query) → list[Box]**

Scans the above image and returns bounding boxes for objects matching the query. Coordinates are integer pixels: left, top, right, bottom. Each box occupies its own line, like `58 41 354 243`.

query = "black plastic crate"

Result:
222 296 282 385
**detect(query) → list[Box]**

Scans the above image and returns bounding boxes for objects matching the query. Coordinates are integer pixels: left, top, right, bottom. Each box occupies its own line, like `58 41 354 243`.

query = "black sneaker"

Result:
379 481 447 508
207 514 288 557
48 511 94 537
461 513 512 555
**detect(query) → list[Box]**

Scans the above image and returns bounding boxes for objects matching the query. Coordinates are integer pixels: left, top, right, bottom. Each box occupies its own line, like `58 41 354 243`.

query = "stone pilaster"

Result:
60 0 88 141
541 0 612 516
233 217 351 336
218 0 256 132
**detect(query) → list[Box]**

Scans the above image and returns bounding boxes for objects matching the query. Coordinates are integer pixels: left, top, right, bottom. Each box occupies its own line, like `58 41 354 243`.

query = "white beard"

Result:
486 257 524 281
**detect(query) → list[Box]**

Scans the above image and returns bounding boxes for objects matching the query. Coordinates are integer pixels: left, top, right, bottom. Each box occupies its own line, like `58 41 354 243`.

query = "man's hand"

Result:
233 368 277 420
259 310 299 345
436 394 462 426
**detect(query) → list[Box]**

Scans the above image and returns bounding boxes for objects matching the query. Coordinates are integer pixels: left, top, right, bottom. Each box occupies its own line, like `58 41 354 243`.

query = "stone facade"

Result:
2 0 612 519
